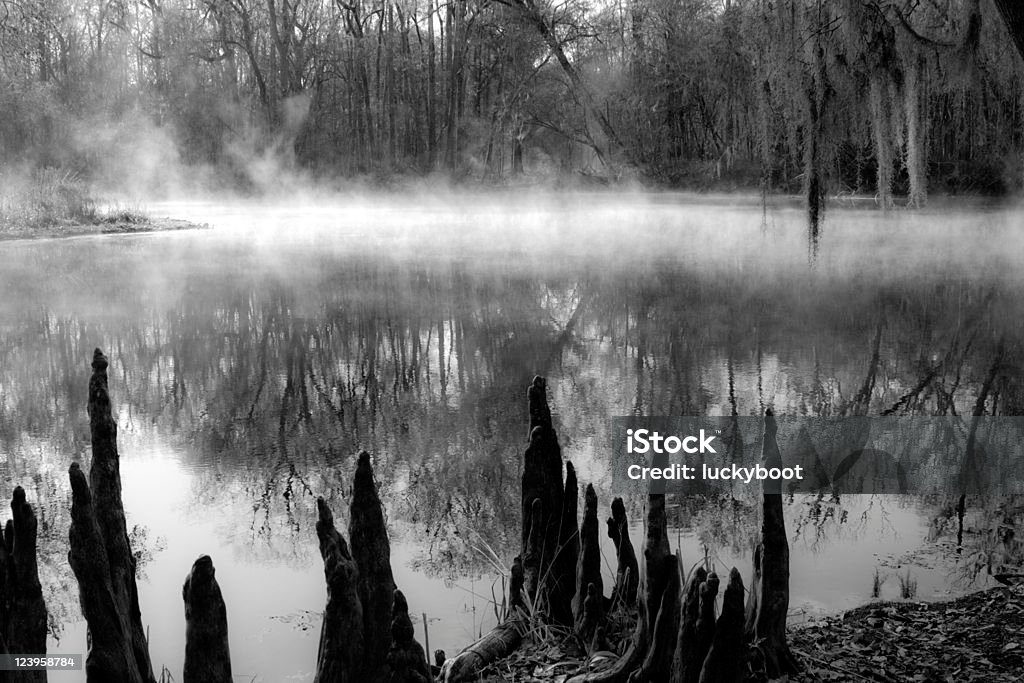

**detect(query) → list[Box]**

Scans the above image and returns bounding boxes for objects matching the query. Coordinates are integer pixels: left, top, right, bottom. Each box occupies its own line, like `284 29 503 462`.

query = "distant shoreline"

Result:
0 217 209 242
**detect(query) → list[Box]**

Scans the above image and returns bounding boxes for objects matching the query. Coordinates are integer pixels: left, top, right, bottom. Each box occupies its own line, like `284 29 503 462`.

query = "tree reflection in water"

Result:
0 220 1021 641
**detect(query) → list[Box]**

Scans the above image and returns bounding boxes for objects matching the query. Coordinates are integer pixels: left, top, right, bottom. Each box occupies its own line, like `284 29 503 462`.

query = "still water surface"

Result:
0 194 1021 681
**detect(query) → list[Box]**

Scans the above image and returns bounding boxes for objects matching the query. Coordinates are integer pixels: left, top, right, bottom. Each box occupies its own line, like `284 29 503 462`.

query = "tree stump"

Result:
314 497 365 683
182 555 231 683
0 487 47 683
350 451 396 679
67 349 155 683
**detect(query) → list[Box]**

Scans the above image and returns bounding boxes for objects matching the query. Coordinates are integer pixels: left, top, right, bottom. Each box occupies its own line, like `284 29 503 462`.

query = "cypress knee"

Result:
699 568 745 683
386 589 432 683
350 451 396 679
314 497 365 683
0 487 48 683
573 484 603 638
182 555 231 683
606 497 638 609
68 350 155 683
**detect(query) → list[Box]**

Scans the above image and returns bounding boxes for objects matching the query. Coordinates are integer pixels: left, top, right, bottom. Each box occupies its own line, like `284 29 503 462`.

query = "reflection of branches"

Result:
928 494 1024 588
2 240 1024 596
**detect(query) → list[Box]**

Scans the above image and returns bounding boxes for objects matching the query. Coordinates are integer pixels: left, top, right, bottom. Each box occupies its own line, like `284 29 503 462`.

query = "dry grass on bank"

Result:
0 168 202 240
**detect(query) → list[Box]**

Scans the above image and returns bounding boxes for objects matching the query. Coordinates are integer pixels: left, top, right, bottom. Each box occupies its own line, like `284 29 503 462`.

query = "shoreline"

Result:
473 584 1022 682
0 217 209 243
788 584 1023 682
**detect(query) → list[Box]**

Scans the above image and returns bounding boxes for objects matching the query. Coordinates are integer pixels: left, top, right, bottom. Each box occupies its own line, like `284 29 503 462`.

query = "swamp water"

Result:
0 194 1021 681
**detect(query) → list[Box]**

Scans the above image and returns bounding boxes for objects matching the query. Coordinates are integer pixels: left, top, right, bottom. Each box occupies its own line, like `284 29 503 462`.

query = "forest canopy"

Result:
1 0 1022 199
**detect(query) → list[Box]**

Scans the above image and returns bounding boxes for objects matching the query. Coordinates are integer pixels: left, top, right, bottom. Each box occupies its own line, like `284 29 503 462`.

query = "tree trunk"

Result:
509 0 625 166
182 555 232 683
994 0 1024 62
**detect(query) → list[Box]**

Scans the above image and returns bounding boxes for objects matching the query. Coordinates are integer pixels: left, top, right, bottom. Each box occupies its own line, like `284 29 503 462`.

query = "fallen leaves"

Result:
789 586 1024 683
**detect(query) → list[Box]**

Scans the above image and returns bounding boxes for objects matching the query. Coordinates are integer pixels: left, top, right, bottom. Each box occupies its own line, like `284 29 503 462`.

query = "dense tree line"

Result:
0 0 1022 198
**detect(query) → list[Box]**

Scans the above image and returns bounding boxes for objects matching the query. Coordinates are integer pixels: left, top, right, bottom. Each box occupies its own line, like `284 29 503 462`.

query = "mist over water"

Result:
1 196 1022 681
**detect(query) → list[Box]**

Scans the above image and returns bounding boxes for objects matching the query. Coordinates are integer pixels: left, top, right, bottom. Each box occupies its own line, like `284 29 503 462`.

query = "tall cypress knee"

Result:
314 497 365 683
68 349 155 683
350 451 396 679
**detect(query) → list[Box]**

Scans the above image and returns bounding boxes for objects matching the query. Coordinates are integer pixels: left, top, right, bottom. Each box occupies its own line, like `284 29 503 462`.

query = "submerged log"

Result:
314 497 365 683
573 484 603 639
746 409 799 677
0 487 47 683
68 349 156 683
350 451 397 679
606 497 638 609
182 555 232 683
439 619 523 683
386 589 432 683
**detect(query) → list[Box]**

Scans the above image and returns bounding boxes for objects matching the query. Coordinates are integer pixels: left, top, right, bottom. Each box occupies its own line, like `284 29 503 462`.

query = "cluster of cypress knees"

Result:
0 352 797 682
